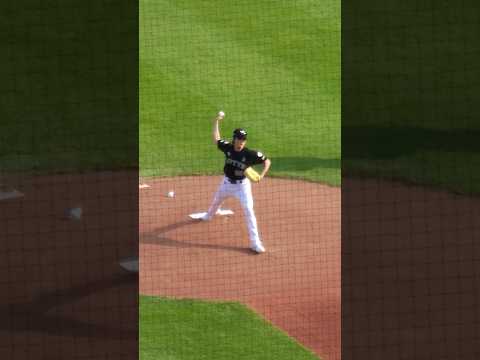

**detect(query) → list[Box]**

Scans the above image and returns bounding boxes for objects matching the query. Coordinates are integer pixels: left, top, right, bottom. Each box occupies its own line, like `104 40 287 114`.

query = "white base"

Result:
119 257 139 273
0 189 24 201
189 209 234 219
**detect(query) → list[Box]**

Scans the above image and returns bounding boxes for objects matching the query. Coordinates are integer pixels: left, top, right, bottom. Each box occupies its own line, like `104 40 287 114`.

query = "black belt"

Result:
225 177 246 184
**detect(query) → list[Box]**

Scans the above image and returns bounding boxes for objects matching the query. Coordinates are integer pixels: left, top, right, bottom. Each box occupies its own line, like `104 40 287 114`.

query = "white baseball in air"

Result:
218 111 225 118
167 191 175 198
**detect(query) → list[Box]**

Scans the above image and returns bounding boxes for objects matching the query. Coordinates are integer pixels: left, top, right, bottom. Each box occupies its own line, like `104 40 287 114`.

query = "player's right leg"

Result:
235 180 265 252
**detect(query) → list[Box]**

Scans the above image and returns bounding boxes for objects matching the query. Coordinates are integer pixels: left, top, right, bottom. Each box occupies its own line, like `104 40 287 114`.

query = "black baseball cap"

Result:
233 128 247 140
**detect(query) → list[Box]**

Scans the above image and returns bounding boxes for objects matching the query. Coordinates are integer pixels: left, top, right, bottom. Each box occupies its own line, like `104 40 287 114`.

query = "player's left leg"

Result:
236 180 265 253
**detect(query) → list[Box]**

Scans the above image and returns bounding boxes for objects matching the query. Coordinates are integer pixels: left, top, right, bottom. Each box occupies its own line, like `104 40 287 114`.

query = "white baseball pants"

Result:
205 176 263 248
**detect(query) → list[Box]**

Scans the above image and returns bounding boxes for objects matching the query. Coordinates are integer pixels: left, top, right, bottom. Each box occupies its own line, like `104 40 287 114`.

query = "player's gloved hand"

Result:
245 167 261 182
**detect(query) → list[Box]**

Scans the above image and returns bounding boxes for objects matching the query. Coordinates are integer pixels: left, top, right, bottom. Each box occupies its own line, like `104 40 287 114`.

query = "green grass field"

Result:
3 1 477 195
140 296 320 360
140 0 340 185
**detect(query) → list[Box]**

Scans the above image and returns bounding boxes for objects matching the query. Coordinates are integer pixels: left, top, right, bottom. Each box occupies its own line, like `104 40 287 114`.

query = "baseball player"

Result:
200 112 271 253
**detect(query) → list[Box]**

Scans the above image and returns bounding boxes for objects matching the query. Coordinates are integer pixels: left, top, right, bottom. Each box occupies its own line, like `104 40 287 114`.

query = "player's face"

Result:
233 138 246 151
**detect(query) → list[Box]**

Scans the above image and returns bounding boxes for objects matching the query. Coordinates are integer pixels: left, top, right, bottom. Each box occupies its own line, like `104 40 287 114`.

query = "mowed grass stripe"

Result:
140 0 340 185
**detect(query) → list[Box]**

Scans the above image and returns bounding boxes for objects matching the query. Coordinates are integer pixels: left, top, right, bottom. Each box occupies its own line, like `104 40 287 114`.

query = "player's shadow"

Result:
140 219 254 255
272 157 340 171
0 273 137 339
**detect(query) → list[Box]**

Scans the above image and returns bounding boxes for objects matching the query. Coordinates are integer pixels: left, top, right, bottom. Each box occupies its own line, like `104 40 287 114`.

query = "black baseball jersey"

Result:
217 139 267 180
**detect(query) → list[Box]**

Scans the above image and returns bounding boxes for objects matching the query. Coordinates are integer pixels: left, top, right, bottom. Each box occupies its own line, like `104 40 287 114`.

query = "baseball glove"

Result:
245 167 261 182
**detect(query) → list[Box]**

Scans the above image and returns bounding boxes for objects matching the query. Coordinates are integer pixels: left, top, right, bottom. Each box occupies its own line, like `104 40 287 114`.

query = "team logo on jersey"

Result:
227 152 231 157
242 157 246 162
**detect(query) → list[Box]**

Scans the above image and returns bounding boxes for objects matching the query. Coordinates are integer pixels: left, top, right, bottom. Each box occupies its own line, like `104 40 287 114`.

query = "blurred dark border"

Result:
342 1 480 359
1 1 138 359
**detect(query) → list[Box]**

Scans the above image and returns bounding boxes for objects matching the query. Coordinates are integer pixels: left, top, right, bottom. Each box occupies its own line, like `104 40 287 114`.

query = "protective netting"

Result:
5 1 476 359
140 0 340 359
1 1 138 359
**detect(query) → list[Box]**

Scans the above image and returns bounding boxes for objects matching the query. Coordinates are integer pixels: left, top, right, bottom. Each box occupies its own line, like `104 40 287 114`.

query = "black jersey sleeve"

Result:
246 149 268 166
217 139 231 152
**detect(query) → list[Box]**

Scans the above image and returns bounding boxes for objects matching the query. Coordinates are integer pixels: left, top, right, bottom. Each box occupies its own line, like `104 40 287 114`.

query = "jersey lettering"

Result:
226 158 247 170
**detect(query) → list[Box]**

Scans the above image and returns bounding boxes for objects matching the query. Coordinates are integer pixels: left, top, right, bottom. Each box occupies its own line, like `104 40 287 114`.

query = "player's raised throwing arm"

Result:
212 111 225 144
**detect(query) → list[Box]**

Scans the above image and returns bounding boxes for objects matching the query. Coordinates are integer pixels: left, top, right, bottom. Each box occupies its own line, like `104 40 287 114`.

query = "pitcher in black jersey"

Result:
200 112 271 253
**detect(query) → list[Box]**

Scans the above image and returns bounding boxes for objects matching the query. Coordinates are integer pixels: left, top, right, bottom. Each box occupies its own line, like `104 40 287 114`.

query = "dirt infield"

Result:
3 170 478 359
139 176 341 359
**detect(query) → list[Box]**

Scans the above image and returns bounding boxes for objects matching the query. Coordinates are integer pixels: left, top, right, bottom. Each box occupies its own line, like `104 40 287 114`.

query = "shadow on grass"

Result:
343 126 480 159
271 157 340 172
